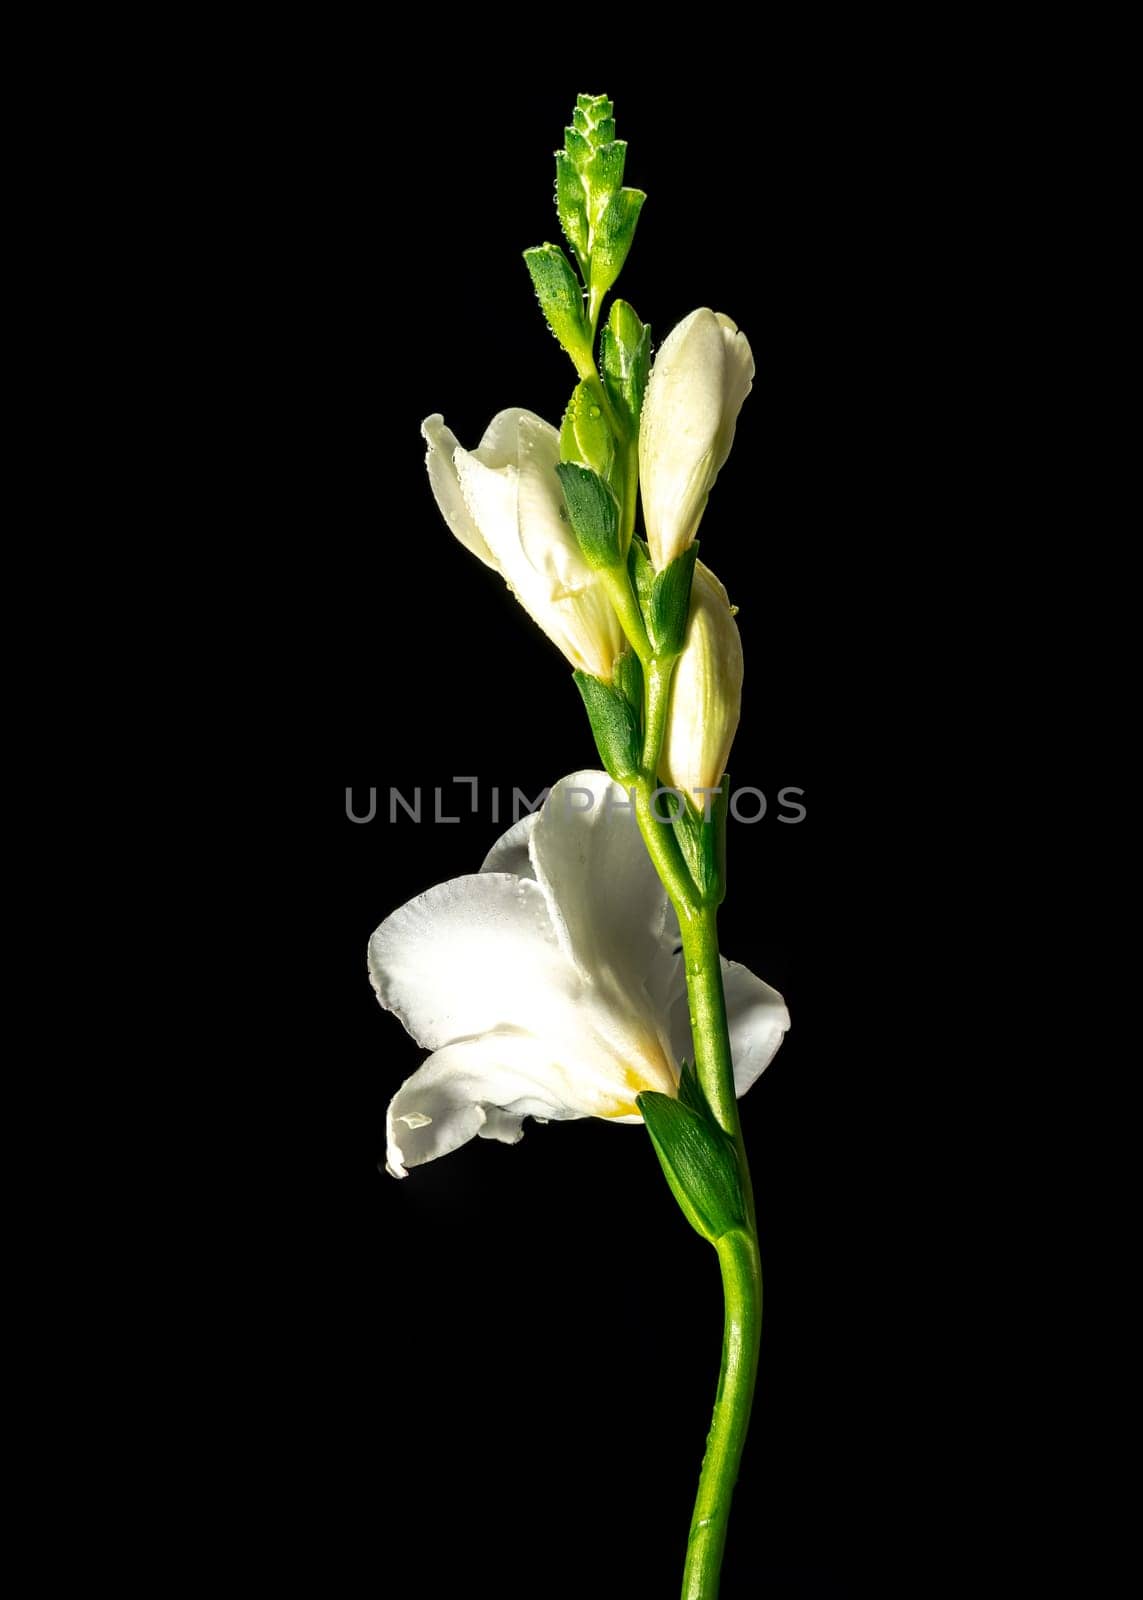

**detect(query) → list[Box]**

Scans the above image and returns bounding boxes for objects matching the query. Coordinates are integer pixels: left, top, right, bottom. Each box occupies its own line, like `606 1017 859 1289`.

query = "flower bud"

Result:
422 410 623 679
638 309 754 570
660 564 744 805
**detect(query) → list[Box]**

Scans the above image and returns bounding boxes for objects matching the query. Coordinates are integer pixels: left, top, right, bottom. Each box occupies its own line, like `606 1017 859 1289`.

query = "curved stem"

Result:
682 1229 762 1599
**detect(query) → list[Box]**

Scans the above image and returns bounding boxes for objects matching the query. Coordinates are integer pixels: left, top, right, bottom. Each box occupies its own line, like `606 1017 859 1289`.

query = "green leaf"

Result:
589 187 646 307
676 1059 708 1117
573 670 641 782
638 1090 746 1243
649 545 699 658
559 381 615 479
554 152 589 271
523 244 590 364
556 464 620 570
600 299 651 430
612 647 643 717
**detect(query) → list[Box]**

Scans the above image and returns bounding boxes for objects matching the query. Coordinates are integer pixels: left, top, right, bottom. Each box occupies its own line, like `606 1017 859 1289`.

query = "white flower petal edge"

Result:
370 771 789 1176
385 1033 574 1180
422 411 623 678
479 812 537 879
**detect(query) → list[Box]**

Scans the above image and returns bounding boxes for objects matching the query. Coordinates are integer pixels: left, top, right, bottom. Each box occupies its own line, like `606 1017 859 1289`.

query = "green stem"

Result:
602 566 652 665
679 909 744 1150
682 1229 762 1599
678 907 762 1596
643 656 674 780
591 450 762 1592
632 780 697 912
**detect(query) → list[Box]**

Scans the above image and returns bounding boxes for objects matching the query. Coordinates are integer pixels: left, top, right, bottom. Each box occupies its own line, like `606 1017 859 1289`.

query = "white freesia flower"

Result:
423 410 624 678
369 771 789 1177
662 563 745 805
638 308 755 571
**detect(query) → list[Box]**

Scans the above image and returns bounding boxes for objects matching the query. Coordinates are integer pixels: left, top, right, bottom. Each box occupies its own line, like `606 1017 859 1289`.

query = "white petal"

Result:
528 772 681 1084
453 444 521 567
472 406 547 470
529 772 667 983
451 416 621 677
422 415 496 568
711 314 755 481
660 562 744 801
723 959 789 1095
479 813 538 879
385 1011 682 1177
385 1032 584 1178
639 309 726 566
514 413 595 597
369 873 579 1051
554 585 624 679
667 957 788 1097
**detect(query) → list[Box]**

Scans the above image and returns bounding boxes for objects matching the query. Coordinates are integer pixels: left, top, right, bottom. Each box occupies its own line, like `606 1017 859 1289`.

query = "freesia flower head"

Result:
370 771 789 1177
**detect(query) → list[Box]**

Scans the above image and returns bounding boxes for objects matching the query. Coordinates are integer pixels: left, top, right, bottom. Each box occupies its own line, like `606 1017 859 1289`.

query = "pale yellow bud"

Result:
661 564 744 806
638 309 754 571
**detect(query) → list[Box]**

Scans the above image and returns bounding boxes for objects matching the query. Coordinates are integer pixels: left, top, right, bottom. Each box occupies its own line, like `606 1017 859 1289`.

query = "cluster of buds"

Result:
423 93 754 819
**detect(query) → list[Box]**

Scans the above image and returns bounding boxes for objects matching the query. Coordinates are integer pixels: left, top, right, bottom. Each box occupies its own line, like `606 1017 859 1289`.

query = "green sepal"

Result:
559 381 615 479
648 545 699 657
638 1089 746 1244
600 299 651 430
589 188 646 307
586 140 627 222
523 243 590 364
554 152 589 270
573 670 641 782
564 126 592 171
612 647 643 718
670 775 728 903
573 94 614 137
556 464 620 570
628 537 655 628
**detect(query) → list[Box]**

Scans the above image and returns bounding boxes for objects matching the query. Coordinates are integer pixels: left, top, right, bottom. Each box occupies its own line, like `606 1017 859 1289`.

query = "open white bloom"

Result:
638 308 755 571
662 563 745 805
423 410 623 678
370 771 789 1177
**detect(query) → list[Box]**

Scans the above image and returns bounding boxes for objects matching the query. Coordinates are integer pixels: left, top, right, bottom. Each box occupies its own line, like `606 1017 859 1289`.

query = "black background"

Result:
263 60 952 1600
